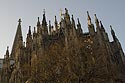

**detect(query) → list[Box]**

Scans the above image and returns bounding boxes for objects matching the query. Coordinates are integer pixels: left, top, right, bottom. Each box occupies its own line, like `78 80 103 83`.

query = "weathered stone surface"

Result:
1 8 125 83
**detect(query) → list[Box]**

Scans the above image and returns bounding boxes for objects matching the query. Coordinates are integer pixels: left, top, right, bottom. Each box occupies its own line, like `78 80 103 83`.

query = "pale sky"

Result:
0 0 125 58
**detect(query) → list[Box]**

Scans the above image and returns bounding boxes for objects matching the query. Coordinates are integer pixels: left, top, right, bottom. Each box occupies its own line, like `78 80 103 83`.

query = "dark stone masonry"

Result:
0 8 125 83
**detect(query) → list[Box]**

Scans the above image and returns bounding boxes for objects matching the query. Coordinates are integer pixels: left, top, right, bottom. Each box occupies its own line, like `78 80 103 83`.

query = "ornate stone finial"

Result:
94 14 99 22
7 46 9 50
71 15 75 26
77 18 80 24
29 26 31 30
72 15 74 18
110 25 112 29
110 25 114 32
94 14 97 20
37 17 40 26
100 21 105 31
94 14 98 20
55 16 57 23
6 46 9 56
18 18 22 23
77 18 82 30
77 18 82 34
34 27 36 33
42 10 47 25
87 11 92 25
71 15 74 21
49 20 51 34
38 17 40 22
87 11 89 15
65 8 68 14
110 25 115 34
43 9 46 14
100 21 103 27
28 26 31 35
18 19 22 25
110 25 117 41
87 11 91 20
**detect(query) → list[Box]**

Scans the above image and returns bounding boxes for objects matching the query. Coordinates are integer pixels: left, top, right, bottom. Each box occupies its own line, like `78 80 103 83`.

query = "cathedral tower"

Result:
11 19 23 59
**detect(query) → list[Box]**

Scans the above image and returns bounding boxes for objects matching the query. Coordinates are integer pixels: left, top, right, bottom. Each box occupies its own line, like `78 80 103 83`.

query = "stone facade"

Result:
1 8 125 83
0 59 3 81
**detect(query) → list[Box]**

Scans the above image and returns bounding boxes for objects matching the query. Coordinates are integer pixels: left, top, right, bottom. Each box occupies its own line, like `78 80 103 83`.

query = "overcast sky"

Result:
0 0 125 58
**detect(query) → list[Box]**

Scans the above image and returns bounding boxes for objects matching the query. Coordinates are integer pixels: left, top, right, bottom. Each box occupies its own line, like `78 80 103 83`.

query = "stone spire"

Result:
87 12 95 36
64 8 71 25
71 15 77 36
77 18 81 27
17 19 22 36
33 27 36 34
100 21 109 41
37 17 40 26
26 26 33 52
33 27 37 51
42 9 48 35
95 14 101 36
94 14 99 28
110 25 117 41
33 27 36 38
55 16 58 24
33 27 37 38
71 15 75 26
49 20 52 35
28 26 31 35
100 21 105 32
77 18 82 34
87 11 91 25
42 10 47 26
11 19 23 58
55 16 58 32
37 17 41 34
6 46 9 58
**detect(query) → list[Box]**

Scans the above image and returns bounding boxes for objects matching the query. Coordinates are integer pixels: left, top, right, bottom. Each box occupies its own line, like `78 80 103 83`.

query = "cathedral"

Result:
0 8 125 83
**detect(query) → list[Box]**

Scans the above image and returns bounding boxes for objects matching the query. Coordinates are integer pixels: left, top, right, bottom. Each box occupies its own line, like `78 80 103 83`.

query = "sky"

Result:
0 0 124 58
